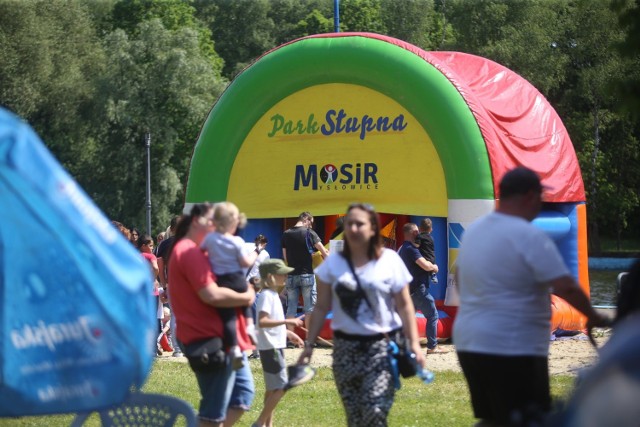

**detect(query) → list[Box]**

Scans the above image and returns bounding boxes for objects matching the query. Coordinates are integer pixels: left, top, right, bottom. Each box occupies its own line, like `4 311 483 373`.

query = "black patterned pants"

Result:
332 335 395 427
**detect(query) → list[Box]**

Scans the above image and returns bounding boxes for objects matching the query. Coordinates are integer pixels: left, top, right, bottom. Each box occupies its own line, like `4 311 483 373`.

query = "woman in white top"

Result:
299 203 424 427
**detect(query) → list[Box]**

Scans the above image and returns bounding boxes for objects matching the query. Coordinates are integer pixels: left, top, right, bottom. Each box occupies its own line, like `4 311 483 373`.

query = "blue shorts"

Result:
285 274 316 317
194 354 255 423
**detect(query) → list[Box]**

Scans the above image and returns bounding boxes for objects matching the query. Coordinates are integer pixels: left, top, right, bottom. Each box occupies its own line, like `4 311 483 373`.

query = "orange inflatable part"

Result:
550 294 587 331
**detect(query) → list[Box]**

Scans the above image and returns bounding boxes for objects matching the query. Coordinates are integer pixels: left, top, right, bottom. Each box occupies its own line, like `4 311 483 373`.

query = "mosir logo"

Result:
268 109 407 141
294 163 379 191
11 316 101 351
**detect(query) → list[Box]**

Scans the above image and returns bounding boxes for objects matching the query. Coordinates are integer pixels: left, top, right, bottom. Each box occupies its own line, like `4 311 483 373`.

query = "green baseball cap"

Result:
259 259 294 279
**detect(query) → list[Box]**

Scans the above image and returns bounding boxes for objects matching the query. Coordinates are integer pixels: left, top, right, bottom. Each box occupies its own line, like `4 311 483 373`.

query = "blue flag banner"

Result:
0 108 155 416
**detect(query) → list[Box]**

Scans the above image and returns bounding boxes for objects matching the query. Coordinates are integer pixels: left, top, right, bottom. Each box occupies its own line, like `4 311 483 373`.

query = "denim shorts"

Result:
285 274 317 317
194 354 255 423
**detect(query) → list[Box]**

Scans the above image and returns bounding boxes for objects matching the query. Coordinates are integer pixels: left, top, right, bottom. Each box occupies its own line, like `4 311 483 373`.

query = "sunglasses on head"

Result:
348 202 375 212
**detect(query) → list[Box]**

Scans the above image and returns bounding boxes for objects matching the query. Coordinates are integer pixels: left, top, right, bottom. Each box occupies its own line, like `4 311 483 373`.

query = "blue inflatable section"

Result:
239 218 285 260
0 109 155 416
533 204 580 280
589 258 638 270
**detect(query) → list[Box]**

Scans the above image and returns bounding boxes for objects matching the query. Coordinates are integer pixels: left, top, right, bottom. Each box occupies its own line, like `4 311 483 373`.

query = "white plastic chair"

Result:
71 392 197 427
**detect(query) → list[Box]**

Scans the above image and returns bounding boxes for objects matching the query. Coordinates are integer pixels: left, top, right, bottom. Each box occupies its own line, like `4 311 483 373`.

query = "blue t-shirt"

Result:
398 241 430 291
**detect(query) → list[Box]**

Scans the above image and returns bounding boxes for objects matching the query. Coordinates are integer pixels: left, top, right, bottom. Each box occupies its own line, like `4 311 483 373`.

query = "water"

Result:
589 269 621 307
417 365 435 384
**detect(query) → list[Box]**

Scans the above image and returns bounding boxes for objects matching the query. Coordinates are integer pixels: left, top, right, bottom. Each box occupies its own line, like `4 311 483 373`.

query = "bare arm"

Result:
239 242 267 268
286 330 305 347
394 285 425 368
550 276 610 327
197 282 255 308
258 312 303 329
297 278 332 364
157 257 167 285
314 241 330 259
239 248 260 268
149 258 159 278
415 257 438 273
282 247 288 265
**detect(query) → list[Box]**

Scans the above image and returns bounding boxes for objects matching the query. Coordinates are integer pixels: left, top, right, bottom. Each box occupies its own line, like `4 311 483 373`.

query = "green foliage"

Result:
380 0 436 49
91 19 226 230
1 0 639 242
111 0 198 34
611 0 640 116
448 0 570 94
111 0 222 72
551 0 637 250
268 0 335 43
340 0 386 33
205 0 275 78
294 9 334 37
0 0 106 185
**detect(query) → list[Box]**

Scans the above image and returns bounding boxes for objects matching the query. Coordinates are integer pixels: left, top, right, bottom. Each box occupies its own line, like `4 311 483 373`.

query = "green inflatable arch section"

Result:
187 34 494 203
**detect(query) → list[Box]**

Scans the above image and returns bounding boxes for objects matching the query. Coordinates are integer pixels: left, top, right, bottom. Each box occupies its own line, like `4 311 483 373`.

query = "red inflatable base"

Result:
294 314 454 341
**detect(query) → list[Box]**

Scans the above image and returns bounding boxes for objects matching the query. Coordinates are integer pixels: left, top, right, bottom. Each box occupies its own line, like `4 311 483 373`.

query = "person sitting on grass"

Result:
252 259 305 427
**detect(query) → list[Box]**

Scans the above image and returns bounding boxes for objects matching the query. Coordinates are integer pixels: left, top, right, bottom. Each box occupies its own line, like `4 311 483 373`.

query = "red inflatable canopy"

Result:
426 51 585 202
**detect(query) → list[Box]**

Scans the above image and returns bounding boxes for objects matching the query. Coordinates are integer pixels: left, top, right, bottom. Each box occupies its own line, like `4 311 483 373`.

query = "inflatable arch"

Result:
185 33 590 339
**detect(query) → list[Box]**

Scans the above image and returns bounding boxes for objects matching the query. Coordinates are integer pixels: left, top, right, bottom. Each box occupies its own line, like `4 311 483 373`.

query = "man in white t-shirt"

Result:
454 166 609 426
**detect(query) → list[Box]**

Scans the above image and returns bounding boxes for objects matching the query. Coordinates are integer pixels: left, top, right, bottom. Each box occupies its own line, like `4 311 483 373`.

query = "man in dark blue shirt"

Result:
398 222 447 354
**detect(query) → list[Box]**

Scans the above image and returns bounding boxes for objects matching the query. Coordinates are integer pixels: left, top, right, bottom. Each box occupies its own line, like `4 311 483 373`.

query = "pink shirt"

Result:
141 252 159 295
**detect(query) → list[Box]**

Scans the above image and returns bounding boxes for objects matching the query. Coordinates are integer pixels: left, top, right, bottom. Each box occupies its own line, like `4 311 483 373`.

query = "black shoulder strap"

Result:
345 256 373 310
305 228 315 254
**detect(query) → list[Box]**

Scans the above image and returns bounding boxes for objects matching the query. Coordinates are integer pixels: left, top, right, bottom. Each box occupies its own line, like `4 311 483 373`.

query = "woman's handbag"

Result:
387 330 418 378
183 337 225 372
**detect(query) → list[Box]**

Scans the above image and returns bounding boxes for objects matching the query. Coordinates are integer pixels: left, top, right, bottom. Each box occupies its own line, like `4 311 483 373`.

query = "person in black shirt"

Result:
416 218 438 284
282 212 329 331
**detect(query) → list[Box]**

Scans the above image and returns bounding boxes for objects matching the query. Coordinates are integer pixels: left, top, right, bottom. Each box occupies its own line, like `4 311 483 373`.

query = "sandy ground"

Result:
159 327 612 376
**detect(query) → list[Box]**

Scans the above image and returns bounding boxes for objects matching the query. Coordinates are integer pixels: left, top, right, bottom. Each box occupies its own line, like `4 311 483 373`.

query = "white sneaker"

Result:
230 346 244 370
285 364 316 390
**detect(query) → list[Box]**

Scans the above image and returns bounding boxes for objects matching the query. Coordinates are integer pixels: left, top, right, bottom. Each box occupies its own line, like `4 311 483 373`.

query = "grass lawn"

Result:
0 359 576 426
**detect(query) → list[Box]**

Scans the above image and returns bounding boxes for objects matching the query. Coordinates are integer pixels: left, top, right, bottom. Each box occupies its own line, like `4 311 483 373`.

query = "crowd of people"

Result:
110 167 622 427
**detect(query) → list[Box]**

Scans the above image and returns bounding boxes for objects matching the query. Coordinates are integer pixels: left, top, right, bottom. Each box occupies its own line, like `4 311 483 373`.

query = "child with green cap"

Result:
252 259 308 427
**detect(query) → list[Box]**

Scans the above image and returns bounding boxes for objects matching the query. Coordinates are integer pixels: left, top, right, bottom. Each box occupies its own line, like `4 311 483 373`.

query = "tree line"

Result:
1 0 638 251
